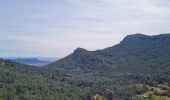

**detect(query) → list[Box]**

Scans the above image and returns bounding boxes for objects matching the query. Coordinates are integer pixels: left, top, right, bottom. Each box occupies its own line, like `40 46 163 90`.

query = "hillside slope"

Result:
0 59 89 100
45 33 170 99
47 33 170 80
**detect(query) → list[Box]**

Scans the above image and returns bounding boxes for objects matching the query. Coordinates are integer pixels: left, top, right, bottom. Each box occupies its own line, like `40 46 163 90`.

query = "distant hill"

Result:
1 57 61 66
11 58 48 66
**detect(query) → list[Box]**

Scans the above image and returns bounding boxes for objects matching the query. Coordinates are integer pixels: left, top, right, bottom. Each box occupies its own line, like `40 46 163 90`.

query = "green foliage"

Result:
0 59 89 100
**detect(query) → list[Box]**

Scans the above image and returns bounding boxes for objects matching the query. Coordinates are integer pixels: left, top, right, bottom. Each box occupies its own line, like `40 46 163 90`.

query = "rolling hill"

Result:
1 57 61 66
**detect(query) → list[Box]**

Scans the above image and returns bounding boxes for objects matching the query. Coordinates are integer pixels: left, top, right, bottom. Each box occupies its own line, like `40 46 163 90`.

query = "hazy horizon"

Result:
1 0 170 57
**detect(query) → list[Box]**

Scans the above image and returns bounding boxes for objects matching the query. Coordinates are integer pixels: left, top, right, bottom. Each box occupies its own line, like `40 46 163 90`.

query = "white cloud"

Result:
0 0 170 56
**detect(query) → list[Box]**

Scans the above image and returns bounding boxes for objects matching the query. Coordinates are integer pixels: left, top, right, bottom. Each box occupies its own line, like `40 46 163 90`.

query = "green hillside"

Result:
46 34 170 99
1 34 170 100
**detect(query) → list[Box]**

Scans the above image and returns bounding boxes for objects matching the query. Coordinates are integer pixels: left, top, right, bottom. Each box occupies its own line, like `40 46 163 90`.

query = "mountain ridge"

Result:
1 33 170 100
43 33 170 99
121 33 170 44
47 33 170 67
66 33 170 55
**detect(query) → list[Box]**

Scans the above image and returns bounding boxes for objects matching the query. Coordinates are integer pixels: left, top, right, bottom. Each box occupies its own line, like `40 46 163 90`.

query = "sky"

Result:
0 0 170 57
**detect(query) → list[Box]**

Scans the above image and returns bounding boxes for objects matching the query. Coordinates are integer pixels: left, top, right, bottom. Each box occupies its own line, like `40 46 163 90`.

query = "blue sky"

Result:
0 0 170 57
